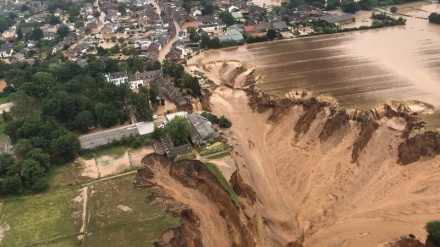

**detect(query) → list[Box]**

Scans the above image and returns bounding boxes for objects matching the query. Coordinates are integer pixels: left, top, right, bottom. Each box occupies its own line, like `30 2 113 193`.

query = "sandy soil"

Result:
73 187 89 233
128 146 155 167
0 103 13 113
96 151 131 177
0 79 6 92
205 155 236 181
145 157 233 247
78 157 100 179
192 58 440 246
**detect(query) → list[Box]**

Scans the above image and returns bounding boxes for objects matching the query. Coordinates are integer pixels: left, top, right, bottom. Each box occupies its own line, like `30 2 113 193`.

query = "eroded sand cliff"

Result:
134 60 440 247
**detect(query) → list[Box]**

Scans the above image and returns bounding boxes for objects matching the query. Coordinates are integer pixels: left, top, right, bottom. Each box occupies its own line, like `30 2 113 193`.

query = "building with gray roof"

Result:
79 122 154 150
187 114 220 146
318 14 355 25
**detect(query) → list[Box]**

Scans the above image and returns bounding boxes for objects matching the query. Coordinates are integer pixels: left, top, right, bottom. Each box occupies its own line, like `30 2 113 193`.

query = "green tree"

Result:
218 116 232 128
8 12 18 20
26 148 50 170
50 135 80 163
187 27 200 42
152 126 163 140
164 116 190 146
219 11 235 26
14 139 33 159
49 15 61 25
22 72 56 99
30 28 44 41
16 27 23 40
95 103 120 128
201 3 214 15
57 24 70 39
429 12 440 24
118 3 127 15
0 17 13 33
390 6 397 13
118 37 125 43
266 29 277 40
22 159 45 187
74 110 94 133
426 221 440 245
0 154 16 176
93 11 101 18
341 1 361 13
2 175 22 194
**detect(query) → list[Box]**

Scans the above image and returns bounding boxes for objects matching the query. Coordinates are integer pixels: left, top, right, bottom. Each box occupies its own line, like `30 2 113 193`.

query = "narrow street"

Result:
146 0 182 62
157 19 181 62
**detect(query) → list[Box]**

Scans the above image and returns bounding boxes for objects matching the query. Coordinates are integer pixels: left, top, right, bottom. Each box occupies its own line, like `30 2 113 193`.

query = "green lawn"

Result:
48 164 79 191
206 150 230 159
0 174 182 247
174 152 196 161
204 162 239 207
82 146 127 160
0 189 83 247
0 96 9 105
199 143 228 156
86 175 181 246
86 215 180 247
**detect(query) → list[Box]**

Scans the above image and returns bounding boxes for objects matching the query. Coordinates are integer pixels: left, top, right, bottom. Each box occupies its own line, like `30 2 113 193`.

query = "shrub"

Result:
390 6 397 13
426 221 440 245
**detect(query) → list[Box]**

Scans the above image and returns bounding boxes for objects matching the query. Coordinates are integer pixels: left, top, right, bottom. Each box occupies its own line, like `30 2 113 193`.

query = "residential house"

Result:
106 71 128 86
153 77 188 107
0 43 14 58
52 43 64 54
195 15 225 32
218 33 244 42
318 14 355 25
253 22 273 33
187 114 220 146
128 69 163 89
43 32 56 40
2 29 16 39
272 21 288 31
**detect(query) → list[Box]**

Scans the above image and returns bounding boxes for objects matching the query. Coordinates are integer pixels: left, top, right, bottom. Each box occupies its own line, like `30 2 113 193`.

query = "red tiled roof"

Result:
244 25 255 32
182 22 199 30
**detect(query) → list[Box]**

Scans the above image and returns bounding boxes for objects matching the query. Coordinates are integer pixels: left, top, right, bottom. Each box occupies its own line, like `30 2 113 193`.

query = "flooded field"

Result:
191 7 440 126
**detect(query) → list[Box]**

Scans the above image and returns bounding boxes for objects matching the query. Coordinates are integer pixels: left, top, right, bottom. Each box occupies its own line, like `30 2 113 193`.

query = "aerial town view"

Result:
0 0 439 246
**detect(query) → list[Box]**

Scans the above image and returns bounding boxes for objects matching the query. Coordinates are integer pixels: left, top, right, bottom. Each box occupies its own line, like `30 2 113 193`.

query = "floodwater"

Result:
192 4 440 127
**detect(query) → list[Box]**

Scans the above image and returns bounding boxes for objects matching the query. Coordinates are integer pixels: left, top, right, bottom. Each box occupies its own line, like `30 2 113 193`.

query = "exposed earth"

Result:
135 59 440 247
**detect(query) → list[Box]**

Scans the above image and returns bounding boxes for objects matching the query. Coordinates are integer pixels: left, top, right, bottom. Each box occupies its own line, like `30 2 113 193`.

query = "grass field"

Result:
204 162 239 207
0 189 83 247
0 174 181 247
199 143 228 156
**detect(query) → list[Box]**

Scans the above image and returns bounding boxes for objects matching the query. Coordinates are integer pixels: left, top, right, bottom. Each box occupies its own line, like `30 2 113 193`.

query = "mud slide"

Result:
136 60 440 247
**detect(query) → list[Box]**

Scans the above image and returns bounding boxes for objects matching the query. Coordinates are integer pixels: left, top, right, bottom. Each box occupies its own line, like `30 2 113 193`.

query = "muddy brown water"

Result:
193 13 440 127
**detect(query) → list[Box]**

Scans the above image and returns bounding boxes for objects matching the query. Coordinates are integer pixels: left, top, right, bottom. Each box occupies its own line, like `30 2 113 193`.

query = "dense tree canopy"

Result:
0 57 146 194
219 11 235 26
165 116 190 146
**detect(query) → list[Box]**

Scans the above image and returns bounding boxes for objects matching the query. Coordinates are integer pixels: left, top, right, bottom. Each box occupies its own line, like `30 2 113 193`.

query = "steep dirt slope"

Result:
134 154 258 247
208 85 440 247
